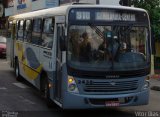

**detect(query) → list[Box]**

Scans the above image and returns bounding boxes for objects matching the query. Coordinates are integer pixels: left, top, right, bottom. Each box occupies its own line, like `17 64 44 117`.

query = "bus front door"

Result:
55 24 64 102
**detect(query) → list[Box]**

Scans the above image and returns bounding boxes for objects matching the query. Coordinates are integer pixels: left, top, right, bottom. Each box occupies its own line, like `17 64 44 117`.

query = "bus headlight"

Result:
142 76 150 90
68 76 79 93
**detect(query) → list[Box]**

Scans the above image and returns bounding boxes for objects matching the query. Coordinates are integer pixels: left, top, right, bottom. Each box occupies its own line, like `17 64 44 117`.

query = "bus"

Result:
7 4 151 109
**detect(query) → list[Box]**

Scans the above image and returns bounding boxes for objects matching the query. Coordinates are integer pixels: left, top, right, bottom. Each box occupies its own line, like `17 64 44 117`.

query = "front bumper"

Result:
62 90 149 109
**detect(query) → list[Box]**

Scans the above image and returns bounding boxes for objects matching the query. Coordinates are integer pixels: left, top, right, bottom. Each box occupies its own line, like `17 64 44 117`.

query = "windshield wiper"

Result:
88 23 104 39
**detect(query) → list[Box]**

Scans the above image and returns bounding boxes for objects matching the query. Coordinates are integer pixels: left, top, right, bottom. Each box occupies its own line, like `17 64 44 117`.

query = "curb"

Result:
151 74 160 80
150 74 160 91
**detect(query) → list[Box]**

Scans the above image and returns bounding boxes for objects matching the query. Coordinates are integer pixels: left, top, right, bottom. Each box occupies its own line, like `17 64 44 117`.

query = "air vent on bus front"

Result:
83 80 139 93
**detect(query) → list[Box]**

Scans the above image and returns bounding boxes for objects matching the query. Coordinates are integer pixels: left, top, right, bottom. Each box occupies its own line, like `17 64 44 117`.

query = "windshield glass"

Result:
68 25 149 71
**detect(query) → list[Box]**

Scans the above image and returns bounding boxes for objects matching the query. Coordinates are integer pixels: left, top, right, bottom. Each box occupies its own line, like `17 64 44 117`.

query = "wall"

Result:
5 0 122 16
100 0 120 5
60 0 120 5
5 0 59 16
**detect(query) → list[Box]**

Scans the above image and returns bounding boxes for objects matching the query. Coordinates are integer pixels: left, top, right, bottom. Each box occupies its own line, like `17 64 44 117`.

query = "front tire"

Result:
40 75 53 108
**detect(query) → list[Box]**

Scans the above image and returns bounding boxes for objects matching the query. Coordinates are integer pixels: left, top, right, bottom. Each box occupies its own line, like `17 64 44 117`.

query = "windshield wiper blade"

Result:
88 23 104 39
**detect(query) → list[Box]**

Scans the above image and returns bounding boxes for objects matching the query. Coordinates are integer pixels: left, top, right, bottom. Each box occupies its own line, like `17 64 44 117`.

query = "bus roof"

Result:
8 4 148 21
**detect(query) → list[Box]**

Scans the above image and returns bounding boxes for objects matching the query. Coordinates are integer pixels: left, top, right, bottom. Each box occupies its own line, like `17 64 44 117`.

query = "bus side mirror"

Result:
60 36 66 51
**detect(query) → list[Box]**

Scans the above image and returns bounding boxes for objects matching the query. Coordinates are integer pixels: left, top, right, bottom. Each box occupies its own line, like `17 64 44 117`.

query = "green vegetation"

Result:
131 0 160 40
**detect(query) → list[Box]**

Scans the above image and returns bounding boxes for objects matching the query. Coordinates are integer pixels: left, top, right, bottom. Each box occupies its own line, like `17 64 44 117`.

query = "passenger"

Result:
79 32 91 62
98 41 110 60
70 31 80 60
120 42 127 53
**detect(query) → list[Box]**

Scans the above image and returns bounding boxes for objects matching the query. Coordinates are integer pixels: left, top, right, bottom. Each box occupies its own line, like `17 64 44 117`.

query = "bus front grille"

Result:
83 80 138 93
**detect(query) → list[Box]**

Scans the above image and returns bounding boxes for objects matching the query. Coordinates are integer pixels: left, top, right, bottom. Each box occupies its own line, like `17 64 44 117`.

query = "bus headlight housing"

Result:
68 76 79 93
142 76 150 90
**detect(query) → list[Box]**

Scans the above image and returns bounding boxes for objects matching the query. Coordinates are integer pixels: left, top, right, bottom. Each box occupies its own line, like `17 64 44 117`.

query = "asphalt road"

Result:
0 58 159 117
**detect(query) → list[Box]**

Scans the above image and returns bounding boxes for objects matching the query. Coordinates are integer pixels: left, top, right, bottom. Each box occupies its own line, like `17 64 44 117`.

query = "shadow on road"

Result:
14 108 136 117
60 108 135 117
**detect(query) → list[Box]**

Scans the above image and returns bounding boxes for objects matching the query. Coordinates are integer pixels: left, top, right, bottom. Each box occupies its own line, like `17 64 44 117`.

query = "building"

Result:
99 0 120 5
4 0 131 16
60 0 120 5
5 0 59 16
60 0 131 6
0 0 6 35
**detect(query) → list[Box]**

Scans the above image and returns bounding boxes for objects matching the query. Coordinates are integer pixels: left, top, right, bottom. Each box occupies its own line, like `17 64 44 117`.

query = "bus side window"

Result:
16 20 19 39
17 20 24 41
24 19 32 42
8 21 13 30
7 21 13 38
32 18 42 45
41 18 55 48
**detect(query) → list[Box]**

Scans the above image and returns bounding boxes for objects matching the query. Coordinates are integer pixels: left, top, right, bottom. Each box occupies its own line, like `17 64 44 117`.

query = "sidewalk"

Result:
150 75 160 91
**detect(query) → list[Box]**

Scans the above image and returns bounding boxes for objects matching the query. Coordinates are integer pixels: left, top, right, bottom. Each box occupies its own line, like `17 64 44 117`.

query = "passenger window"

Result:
24 20 32 42
32 18 42 45
41 18 55 48
7 21 13 38
18 20 24 41
33 19 42 32
16 21 19 39
43 18 54 33
8 21 13 30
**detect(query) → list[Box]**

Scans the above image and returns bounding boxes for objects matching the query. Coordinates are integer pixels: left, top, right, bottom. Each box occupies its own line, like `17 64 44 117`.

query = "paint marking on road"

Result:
0 87 7 90
24 98 36 105
19 96 36 105
2 61 9 64
13 83 29 89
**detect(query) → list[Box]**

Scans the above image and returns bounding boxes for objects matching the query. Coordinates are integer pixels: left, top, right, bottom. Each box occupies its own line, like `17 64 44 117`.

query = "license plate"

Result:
105 101 120 107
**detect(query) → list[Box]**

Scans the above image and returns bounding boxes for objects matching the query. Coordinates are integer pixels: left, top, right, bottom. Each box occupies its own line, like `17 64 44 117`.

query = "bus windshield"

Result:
67 24 149 72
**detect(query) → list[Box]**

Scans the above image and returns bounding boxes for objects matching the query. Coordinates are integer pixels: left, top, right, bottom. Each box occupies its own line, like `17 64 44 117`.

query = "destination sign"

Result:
69 8 148 23
95 12 136 21
76 11 90 20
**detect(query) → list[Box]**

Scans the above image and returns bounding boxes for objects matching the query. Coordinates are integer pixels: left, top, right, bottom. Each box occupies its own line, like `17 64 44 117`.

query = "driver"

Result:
79 32 91 62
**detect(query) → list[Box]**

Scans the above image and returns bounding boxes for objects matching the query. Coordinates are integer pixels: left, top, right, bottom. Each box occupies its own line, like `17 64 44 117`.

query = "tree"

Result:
131 0 160 40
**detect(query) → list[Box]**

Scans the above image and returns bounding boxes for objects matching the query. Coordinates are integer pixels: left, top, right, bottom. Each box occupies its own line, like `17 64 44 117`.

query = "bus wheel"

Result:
41 75 53 108
14 59 22 81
